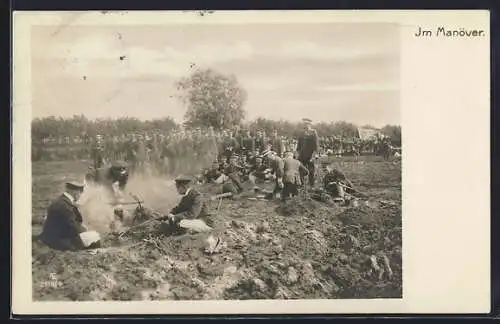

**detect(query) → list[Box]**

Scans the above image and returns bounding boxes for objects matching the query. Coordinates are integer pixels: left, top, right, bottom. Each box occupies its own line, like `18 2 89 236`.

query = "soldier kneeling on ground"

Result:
39 181 101 251
158 176 213 235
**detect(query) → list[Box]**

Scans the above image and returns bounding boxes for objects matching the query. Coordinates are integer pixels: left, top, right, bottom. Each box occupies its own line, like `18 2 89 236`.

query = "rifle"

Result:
109 201 145 206
327 181 368 199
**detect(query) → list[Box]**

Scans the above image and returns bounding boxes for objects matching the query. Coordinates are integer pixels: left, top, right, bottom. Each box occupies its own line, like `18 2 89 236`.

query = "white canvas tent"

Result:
357 127 382 141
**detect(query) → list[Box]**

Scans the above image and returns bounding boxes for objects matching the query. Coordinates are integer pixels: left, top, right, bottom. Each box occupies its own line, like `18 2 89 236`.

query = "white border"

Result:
13 10 491 315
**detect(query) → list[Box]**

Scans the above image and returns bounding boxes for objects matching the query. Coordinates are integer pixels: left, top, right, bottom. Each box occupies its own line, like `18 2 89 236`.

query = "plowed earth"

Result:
32 157 402 301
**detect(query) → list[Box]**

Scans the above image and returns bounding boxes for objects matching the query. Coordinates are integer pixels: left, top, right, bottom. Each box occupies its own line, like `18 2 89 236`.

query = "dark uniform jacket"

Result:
170 188 209 222
40 194 87 250
297 129 319 161
283 157 309 185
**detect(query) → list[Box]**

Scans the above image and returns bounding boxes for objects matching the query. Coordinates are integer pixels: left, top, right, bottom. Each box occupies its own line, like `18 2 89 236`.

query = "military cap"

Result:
65 180 85 191
302 118 313 123
174 175 192 184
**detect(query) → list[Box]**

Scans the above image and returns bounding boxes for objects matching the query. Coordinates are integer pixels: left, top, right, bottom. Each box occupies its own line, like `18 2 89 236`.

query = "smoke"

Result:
77 138 219 233
77 183 117 233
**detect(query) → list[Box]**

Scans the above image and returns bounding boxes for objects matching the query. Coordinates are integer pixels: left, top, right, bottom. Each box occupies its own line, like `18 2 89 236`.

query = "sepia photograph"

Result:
29 16 402 302
13 10 490 315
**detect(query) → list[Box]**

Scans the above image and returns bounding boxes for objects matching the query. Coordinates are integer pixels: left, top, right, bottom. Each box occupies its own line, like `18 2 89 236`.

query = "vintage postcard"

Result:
12 10 490 315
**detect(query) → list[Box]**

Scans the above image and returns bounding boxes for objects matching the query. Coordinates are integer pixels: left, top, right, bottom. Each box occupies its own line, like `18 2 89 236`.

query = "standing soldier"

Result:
91 134 106 169
255 130 267 153
296 118 320 186
240 130 256 157
269 129 285 158
222 131 240 163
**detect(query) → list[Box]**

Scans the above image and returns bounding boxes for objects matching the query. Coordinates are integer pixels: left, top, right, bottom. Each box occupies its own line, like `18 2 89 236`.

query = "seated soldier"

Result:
203 161 223 183
40 181 101 251
248 156 271 184
321 162 354 201
159 176 212 234
221 155 245 194
238 155 253 182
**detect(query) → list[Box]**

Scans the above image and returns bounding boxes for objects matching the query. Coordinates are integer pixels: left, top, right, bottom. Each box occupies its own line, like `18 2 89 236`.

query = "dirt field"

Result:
32 156 402 301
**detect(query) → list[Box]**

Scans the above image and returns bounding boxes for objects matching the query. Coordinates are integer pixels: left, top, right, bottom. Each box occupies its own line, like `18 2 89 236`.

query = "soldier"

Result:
159 176 212 234
255 130 267 153
321 162 354 201
203 161 224 184
296 119 320 186
282 151 309 201
269 129 285 158
39 181 101 251
86 161 129 202
222 154 245 194
263 150 284 199
91 134 106 169
222 131 240 163
248 156 271 184
240 130 256 157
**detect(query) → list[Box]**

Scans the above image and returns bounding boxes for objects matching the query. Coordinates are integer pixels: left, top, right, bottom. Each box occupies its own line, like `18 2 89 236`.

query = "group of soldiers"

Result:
87 124 395 174
39 119 371 252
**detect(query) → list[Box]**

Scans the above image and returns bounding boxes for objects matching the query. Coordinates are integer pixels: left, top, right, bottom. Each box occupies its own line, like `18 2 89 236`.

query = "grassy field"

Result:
32 156 402 301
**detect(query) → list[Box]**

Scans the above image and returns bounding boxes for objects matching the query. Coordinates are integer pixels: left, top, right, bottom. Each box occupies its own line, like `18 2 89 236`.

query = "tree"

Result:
381 124 402 146
176 68 247 131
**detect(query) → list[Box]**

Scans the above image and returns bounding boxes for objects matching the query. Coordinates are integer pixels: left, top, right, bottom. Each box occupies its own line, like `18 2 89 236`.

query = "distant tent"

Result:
357 127 381 141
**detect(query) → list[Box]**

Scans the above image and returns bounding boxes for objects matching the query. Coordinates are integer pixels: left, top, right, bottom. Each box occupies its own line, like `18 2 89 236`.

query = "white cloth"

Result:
79 231 101 247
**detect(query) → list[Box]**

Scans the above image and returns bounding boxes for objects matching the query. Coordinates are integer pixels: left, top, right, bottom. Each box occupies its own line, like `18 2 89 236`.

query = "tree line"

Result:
32 67 401 145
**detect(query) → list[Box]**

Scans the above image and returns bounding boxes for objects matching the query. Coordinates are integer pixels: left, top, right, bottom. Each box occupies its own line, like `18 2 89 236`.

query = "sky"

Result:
30 22 400 127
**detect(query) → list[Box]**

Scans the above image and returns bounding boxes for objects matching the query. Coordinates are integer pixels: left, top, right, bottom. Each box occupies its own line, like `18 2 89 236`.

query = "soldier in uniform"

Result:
203 161 224 184
39 181 101 251
86 161 129 202
91 134 106 169
221 154 245 194
269 129 285 158
255 130 267 153
263 150 285 199
159 176 212 234
240 130 256 157
282 151 309 201
321 162 354 201
248 156 271 184
296 119 320 186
